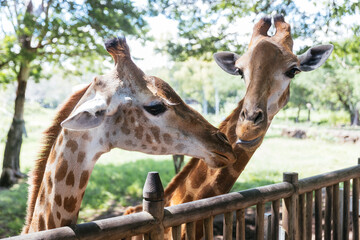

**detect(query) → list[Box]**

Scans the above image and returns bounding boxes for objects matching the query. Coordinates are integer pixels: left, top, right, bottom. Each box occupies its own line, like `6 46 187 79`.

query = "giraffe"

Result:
124 14 333 239
21 37 236 234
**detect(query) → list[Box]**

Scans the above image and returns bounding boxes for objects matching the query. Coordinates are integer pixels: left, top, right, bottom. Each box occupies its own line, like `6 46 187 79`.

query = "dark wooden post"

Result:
282 172 299 240
271 200 280 240
143 172 165 240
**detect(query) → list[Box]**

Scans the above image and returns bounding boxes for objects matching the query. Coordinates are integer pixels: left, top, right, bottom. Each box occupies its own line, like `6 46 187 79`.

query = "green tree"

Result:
152 0 360 60
0 0 150 187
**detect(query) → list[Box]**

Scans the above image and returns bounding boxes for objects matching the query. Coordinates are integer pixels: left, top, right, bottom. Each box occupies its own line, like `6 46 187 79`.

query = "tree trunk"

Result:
215 87 219 116
0 62 30 187
351 108 359 126
295 106 301 123
172 155 184 174
202 86 208 115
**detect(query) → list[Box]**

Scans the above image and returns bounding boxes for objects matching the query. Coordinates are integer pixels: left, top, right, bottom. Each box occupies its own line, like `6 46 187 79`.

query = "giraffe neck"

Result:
164 100 258 205
25 129 109 233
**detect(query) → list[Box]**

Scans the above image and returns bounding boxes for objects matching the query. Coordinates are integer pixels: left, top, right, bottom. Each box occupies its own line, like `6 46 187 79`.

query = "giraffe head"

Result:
214 15 333 151
60 37 235 168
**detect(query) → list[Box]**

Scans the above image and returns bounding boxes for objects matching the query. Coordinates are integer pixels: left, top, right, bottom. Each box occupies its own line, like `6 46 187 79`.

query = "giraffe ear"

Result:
61 97 107 130
298 44 334 72
213 52 241 75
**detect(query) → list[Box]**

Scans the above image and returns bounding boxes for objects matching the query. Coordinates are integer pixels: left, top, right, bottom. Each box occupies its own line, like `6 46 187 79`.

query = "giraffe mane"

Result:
23 83 90 233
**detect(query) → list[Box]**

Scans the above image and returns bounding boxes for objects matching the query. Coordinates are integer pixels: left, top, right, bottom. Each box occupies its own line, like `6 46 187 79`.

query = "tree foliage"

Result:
150 0 360 60
0 0 151 81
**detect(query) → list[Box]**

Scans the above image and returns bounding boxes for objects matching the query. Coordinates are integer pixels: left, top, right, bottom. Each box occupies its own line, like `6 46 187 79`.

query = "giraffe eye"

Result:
285 67 300 78
143 102 167 116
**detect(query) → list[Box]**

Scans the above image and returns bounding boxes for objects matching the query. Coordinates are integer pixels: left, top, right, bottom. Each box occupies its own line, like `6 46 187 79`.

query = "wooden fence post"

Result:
143 172 165 240
282 172 299 240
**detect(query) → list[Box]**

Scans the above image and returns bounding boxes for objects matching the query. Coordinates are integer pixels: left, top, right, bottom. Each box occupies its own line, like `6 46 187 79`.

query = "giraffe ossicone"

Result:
22 37 236 233
125 14 333 240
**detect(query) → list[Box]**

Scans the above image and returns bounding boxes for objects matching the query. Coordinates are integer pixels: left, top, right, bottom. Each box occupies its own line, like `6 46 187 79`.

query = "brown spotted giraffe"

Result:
22 37 236 233
125 15 333 239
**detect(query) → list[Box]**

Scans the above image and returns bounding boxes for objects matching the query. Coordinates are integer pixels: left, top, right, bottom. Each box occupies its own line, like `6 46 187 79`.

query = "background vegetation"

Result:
0 0 359 237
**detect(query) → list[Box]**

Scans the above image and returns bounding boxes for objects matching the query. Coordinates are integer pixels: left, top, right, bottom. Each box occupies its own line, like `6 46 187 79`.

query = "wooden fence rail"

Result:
5 159 360 240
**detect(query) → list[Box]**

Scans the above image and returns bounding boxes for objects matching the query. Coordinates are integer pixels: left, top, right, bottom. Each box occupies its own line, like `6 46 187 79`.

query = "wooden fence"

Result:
6 158 360 240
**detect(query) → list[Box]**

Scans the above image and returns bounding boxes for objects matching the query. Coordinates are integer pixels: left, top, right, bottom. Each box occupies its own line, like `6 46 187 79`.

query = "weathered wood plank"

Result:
343 180 350 240
282 172 298 240
172 225 181 240
203 216 213 240
315 189 322 240
186 222 195 240
264 213 272 240
224 212 233 240
256 203 265 240
271 200 280 240
353 178 359 240
306 192 313 240
298 165 360 194
163 182 293 228
299 194 306 240
324 186 333 240
236 209 245 240
333 183 340 240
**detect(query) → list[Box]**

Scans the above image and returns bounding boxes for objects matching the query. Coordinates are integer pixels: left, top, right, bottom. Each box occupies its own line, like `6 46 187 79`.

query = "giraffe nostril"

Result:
240 110 246 121
254 110 264 125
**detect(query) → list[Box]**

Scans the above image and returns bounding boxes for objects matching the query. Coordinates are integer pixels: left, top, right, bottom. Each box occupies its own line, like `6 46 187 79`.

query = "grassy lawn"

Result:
0 103 359 237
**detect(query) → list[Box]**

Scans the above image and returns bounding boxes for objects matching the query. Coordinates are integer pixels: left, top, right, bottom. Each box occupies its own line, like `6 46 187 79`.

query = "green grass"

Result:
0 103 359 237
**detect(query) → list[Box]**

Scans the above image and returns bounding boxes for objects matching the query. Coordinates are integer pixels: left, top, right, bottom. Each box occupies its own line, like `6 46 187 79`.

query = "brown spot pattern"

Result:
115 115 121 124
161 147 167 154
66 171 75 186
121 119 131 135
125 140 133 146
49 150 57 164
191 168 207 189
39 185 45 205
57 211 61 220
105 132 110 138
79 171 89 189
61 219 73 226
55 194 62 207
46 172 53 194
63 196 77 213
77 151 86 163
55 159 68 182
58 135 63 146
82 133 92 141
146 134 152 144
92 152 104 162
163 133 173 145
66 140 78 153
175 143 185 152
121 126 131 135
182 194 193 203
199 184 217 199
38 215 45 230
99 138 104 145
135 125 144 140
150 127 161 143
47 213 56 229
152 146 158 151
